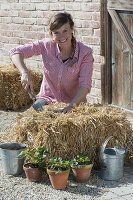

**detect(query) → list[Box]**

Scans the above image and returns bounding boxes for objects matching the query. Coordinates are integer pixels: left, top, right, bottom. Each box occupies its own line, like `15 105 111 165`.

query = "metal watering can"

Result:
100 136 132 181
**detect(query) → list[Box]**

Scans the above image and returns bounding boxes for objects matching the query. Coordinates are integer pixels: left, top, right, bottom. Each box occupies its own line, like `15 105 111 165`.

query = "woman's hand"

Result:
62 105 73 113
21 72 33 91
11 54 33 91
54 104 74 114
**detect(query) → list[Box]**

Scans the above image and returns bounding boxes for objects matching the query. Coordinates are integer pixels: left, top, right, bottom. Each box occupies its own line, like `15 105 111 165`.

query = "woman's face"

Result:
51 22 73 47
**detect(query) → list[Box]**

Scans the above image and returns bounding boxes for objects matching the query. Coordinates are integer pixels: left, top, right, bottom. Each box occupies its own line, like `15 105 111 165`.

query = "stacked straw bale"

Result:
0 65 42 110
1 103 133 168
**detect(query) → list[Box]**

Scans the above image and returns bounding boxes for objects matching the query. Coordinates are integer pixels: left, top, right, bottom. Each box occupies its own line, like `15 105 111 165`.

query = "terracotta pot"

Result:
23 163 43 182
71 164 93 183
47 168 70 190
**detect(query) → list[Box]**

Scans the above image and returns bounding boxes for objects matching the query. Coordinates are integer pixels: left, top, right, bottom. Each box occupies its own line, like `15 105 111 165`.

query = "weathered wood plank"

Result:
101 64 105 103
100 0 112 104
104 13 112 104
112 23 123 106
122 50 131 108
121 14 132 109
100 0 105 56
111 13 133 110
131 17 133 109
108 10 133 54
107 0 133 11
131 54 133 109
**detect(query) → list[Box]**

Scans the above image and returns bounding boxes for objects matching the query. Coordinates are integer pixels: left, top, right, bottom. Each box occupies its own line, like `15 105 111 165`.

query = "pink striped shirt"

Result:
9 39 94 104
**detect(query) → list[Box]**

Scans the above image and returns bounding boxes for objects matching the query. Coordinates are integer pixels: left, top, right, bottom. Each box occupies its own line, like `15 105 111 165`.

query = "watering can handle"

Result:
101 136 113 154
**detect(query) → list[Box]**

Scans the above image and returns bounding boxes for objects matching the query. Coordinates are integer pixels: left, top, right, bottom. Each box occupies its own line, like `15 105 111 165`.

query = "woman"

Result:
9 12 94 113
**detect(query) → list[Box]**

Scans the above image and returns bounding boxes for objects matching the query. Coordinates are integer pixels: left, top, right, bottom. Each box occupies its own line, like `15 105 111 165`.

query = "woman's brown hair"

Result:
49 12 74 34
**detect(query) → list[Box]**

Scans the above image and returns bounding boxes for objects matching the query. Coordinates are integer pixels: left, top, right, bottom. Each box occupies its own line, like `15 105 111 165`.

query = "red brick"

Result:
93 63 102 72
35 3 49 10
12 31 24 38
0 11 9 17
81 3 100 12
93 55 102 63
24 18 36 25
1 17 12 24
36 18 48 25
22 31 38 39
1 4 11 10
8 37 21 44
92 13 100 21
90 87 101 97
74 19 82 28
65 3 81 10
92 46 101 55
50 3 65 10
0 36 9 43
91 21 100 29
12 17 24 24
19 11 31 18
19 38 33 44
74 11 92 20
92 70 101 80
1 30 13 37
82 36 100 45
94 29 100 37
19 0 30 2
81 28 93 36
93 79 101 89
82 20 91 28
22 4 36 11
0 24 10 30
11 4 23 10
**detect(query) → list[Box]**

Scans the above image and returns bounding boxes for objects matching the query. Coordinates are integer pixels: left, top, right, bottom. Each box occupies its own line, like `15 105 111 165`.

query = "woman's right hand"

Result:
11 54 33 92
21 71 33 92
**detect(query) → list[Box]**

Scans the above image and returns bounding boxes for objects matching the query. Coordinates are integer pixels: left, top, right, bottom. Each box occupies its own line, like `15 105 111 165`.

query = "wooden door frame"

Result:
100 0 133 105
100 0 112 104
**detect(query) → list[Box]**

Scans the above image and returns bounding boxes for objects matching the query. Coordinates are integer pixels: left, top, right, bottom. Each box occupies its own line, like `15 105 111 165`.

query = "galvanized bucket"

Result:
100 136 125 180
0 142 27 176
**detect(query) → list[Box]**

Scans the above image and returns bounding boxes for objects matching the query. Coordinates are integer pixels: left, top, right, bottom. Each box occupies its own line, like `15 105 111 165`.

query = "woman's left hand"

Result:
62 105 73 113
54 105 73 114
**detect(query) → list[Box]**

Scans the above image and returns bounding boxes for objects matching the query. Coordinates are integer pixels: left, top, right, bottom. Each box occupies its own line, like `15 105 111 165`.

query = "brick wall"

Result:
0 0 102 103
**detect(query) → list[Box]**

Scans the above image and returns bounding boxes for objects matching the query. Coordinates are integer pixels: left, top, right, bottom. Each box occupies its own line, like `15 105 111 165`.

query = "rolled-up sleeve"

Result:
79 50 94 90
9 41 43 59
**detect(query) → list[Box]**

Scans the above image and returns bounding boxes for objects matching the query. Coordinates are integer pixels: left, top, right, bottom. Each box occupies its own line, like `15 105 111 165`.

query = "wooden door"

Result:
101 0 133 111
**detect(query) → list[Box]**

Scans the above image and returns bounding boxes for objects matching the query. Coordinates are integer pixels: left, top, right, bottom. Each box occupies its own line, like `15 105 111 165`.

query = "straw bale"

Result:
1 103 133 168
0 65 42 110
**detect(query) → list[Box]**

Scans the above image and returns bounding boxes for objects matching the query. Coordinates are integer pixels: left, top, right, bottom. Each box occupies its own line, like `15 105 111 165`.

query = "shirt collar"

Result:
55 40 79 61
55 43 61 58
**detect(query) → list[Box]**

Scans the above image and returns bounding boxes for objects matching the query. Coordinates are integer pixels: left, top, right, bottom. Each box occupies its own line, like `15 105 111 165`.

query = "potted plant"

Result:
47 157 70 189
70 154 93 183
19 146 48 182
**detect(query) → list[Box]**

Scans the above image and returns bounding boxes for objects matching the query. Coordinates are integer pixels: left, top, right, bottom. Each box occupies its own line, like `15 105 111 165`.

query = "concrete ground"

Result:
94 166 133 200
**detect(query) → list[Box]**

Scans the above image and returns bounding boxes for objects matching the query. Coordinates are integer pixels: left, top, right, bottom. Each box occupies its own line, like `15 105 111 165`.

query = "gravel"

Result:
0 110 19 134
0 170 106 200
